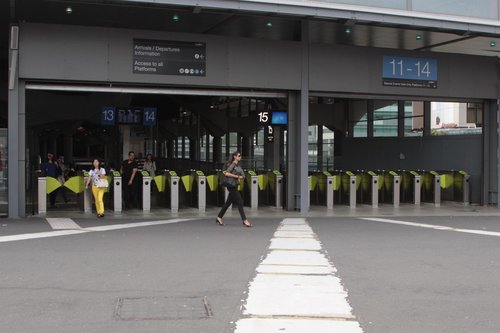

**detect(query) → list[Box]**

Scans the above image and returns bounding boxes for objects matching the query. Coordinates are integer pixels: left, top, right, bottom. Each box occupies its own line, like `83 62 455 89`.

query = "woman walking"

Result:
216 151 252 227
85 159 107 218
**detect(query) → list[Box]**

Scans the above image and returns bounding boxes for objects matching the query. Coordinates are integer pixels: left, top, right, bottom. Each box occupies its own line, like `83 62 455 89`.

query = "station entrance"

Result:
25 86 288 215
307 96 485 209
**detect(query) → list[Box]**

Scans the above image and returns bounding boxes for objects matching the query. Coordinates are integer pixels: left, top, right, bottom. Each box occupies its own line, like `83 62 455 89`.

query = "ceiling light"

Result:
344 27 351 34
416 34 422 40
266 22 273 27
65 6 72 14
172 14 180 22
490 41 496 47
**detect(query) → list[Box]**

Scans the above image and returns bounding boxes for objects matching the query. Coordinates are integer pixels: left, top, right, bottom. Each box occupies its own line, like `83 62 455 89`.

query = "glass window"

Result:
373 100 398 137
308 125 318 170
184 137 190 159
404 101 424 137
430 102 482 136
228 132 239 155
413 0 498 19
221 134 227 160
350 100 368 137
322 126 334 170
208 135 213 162
176 137 183 159
320 0 406 10
253 128 265 170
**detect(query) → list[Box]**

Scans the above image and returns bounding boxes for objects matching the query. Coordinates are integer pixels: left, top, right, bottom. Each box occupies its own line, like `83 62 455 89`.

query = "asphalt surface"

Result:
1 215 500 332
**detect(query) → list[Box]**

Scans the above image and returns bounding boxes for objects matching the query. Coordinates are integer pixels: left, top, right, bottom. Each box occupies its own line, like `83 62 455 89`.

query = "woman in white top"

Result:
143 153 156 177
85 159 107 218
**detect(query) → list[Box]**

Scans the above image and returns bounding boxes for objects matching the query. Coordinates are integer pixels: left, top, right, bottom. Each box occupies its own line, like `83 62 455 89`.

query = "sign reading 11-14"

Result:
382 56 437 89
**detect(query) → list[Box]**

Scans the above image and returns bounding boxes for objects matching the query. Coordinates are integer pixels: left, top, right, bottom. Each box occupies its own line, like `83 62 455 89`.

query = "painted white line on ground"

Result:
361 217 500 237
46 218 82 230
235 218 363 333
0 218 195 244
235 318 363 333
269 238 322 251
0 230 89 243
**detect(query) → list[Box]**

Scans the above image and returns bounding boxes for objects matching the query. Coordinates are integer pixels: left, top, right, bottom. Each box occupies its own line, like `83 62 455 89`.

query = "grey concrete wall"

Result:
336 135 483 203
19 23 498 100
18 23 302 90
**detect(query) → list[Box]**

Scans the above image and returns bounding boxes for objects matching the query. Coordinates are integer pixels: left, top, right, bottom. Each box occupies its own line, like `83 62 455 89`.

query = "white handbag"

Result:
96 178 109 188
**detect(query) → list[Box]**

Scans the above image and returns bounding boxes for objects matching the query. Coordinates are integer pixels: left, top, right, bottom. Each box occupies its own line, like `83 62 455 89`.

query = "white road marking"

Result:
234 218 363 333
361 217 500 237
46 218 82 230
0 218 195 243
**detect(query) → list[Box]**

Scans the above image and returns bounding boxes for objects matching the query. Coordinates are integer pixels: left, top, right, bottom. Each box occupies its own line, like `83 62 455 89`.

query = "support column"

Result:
298 20 310 213
287 93 299 211
8 24 24 217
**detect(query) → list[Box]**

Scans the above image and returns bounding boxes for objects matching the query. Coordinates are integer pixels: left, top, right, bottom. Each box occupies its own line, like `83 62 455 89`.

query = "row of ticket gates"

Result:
36 169 470 214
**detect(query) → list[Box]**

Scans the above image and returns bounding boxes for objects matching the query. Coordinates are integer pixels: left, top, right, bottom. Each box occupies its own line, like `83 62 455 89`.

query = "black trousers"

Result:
218 186 247 221
123 181 138 208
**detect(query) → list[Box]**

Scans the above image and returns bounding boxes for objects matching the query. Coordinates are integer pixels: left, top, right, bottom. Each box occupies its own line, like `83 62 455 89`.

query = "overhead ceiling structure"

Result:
7 0 500 58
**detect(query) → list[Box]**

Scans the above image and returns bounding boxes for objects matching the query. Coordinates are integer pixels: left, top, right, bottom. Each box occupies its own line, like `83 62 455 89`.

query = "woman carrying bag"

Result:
85 159 108 218
216 151 252 227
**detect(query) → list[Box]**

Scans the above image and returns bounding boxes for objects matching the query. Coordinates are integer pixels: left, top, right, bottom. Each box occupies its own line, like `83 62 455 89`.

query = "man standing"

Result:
57 155 69 203
41 152 59 208
121 151 138 209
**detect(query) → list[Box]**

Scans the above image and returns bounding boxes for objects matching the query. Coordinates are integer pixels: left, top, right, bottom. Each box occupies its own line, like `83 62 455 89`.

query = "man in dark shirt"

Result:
41 152 59 208
121 151 139 209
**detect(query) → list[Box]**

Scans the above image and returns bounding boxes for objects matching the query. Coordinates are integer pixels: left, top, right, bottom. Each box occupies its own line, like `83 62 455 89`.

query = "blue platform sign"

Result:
143 107 157 126
382 56 437 88
101 106 116 125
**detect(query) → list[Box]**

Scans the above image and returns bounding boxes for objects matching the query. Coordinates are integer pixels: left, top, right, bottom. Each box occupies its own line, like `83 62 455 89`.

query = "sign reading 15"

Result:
382 56 437 81
258 111 269 123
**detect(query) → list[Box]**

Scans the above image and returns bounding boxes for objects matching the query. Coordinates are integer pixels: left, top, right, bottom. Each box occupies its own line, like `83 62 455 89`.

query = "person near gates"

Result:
85 159 107 218
143 153 156 177
57 155 70 203
216 151 252 227
41 152 59 208
121 151 139 209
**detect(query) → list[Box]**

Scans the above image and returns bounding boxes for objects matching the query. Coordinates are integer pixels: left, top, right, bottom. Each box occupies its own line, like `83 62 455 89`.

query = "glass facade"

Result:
430 102 483 136
373 100 398 137
265 0 500 20
322 126 334 170
351 101 368 138
413 0 498 19
404 101 424 137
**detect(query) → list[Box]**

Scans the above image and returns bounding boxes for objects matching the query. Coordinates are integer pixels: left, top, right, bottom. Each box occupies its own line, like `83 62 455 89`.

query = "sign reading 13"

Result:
382 56 437 81
101 107 116 125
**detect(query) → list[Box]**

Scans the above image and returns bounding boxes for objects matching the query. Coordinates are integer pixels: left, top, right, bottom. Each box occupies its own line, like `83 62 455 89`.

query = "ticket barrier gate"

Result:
141 171 152 212
150 170 179 213
437 170 470 205
380 171 400 208
267 170 284 209
242 171 259 210
400 171 421 205
421 171 441 207
336 171 357 208
309 171 334 209
358 171 379 208
180 170 206 212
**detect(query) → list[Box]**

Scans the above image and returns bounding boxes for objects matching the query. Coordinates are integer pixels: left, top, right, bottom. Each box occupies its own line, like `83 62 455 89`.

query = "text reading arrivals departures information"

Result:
133 39 206 76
